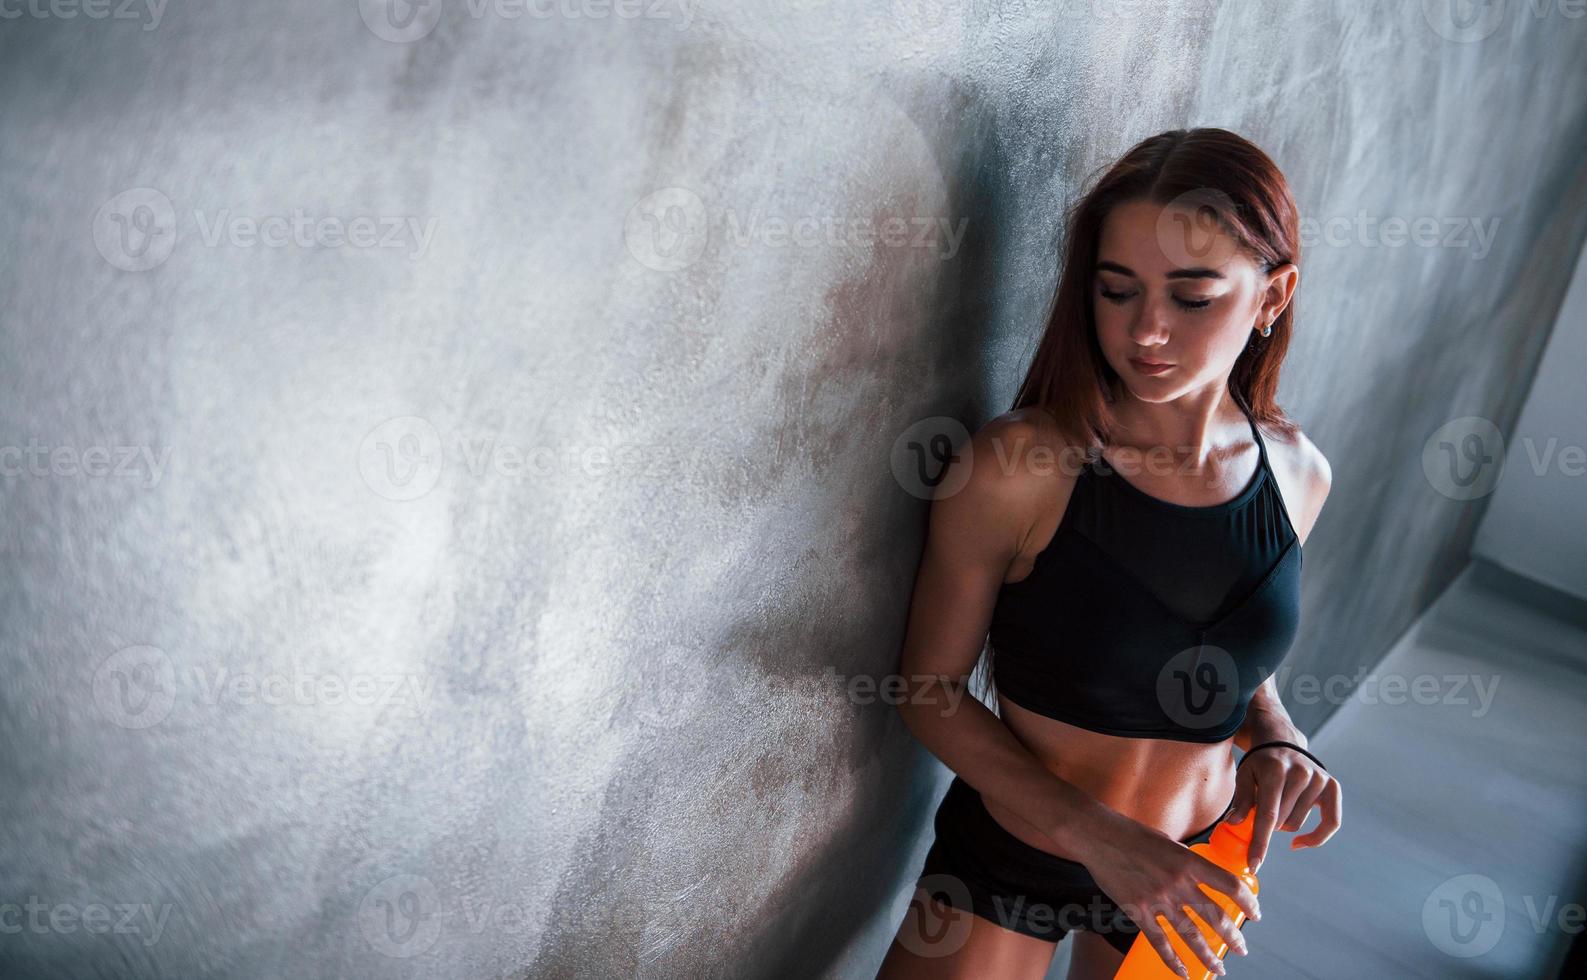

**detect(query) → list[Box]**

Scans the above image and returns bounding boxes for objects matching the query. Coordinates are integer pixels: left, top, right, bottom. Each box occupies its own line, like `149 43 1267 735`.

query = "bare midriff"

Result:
981 695 1239 860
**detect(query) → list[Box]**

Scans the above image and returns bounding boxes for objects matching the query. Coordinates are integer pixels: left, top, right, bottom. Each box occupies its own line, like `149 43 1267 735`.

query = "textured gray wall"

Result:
1 2 1585 979
1474 233 1587 599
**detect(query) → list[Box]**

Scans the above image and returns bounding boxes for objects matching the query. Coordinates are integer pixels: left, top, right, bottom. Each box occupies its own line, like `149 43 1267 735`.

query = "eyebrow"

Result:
1095 260 1225 281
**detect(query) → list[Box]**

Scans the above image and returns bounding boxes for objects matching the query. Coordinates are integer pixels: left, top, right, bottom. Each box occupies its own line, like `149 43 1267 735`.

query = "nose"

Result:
1126 295 1174 347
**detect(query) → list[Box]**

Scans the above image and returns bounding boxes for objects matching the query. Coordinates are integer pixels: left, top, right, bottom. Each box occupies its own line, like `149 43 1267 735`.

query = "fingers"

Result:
1226 772 1256 821
1133 854 1266 978
1143 918 1193 980
1247 775 1284 871
1274 766 1315 830
1280 772 1329 832
1202 858 1261 923
1170 909 1227 977
1190 896 1249 958
1291 779 1343 848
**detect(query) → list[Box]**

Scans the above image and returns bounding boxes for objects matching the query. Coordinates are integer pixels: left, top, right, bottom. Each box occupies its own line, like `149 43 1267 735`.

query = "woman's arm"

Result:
1227 433 1341 867
1235 428 1331 755
894 416 1120 859
1228 675 1341 869
1233 675 1305 751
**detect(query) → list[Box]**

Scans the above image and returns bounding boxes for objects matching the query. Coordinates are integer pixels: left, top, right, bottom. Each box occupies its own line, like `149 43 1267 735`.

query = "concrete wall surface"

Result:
1473 234 1587 600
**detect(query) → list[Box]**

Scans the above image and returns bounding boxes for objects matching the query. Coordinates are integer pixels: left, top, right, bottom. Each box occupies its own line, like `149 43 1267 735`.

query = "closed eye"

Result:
1099 289 1213 312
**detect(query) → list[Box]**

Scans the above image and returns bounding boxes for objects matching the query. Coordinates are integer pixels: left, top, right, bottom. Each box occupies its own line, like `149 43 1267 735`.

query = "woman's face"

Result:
1092 198 1294 403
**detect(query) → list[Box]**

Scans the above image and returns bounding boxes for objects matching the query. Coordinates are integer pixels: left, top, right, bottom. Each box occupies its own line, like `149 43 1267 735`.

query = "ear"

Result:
1260 262 1299 322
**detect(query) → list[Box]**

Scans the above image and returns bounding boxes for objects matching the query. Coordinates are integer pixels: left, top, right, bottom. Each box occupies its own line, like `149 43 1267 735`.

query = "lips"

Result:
1129 357 1174 374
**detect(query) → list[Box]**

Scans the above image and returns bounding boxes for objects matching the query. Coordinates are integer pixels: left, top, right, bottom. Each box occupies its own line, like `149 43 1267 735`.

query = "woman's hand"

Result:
1226 746 1342 872
1084 813 1260 979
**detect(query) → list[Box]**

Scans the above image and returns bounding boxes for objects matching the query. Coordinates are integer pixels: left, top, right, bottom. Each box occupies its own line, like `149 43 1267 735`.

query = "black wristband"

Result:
1239 739 1328 773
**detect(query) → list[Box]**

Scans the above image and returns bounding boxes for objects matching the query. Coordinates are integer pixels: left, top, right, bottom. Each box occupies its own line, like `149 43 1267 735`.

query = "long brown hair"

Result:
1011 127 1302 449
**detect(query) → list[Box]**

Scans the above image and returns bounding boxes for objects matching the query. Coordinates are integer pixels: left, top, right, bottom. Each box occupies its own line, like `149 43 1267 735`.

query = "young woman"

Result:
877 129 1343 980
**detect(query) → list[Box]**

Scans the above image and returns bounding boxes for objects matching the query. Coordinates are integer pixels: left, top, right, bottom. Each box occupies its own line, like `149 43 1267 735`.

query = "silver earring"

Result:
1260 321 1273 337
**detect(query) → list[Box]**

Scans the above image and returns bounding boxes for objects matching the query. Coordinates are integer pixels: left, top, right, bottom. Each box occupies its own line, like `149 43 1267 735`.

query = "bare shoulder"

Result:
963 406 1085 494
1265 421 1332 545
933 407 1085 556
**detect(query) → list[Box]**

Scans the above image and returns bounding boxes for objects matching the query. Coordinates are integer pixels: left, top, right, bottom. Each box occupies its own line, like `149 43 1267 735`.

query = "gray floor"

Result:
1046 558 1587 979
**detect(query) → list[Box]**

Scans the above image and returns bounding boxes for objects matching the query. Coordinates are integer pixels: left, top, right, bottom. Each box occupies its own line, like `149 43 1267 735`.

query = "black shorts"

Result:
916 776 1234 956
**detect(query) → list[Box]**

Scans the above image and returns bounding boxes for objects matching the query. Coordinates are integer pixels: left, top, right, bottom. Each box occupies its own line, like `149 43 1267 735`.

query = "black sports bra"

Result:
989 398 1302 742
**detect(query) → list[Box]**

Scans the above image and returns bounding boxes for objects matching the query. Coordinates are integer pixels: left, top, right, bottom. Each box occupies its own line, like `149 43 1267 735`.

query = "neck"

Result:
1107 383 1248 468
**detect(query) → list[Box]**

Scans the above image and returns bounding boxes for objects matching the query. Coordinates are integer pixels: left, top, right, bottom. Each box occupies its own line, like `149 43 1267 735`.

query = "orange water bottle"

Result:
1112 809 1260 979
